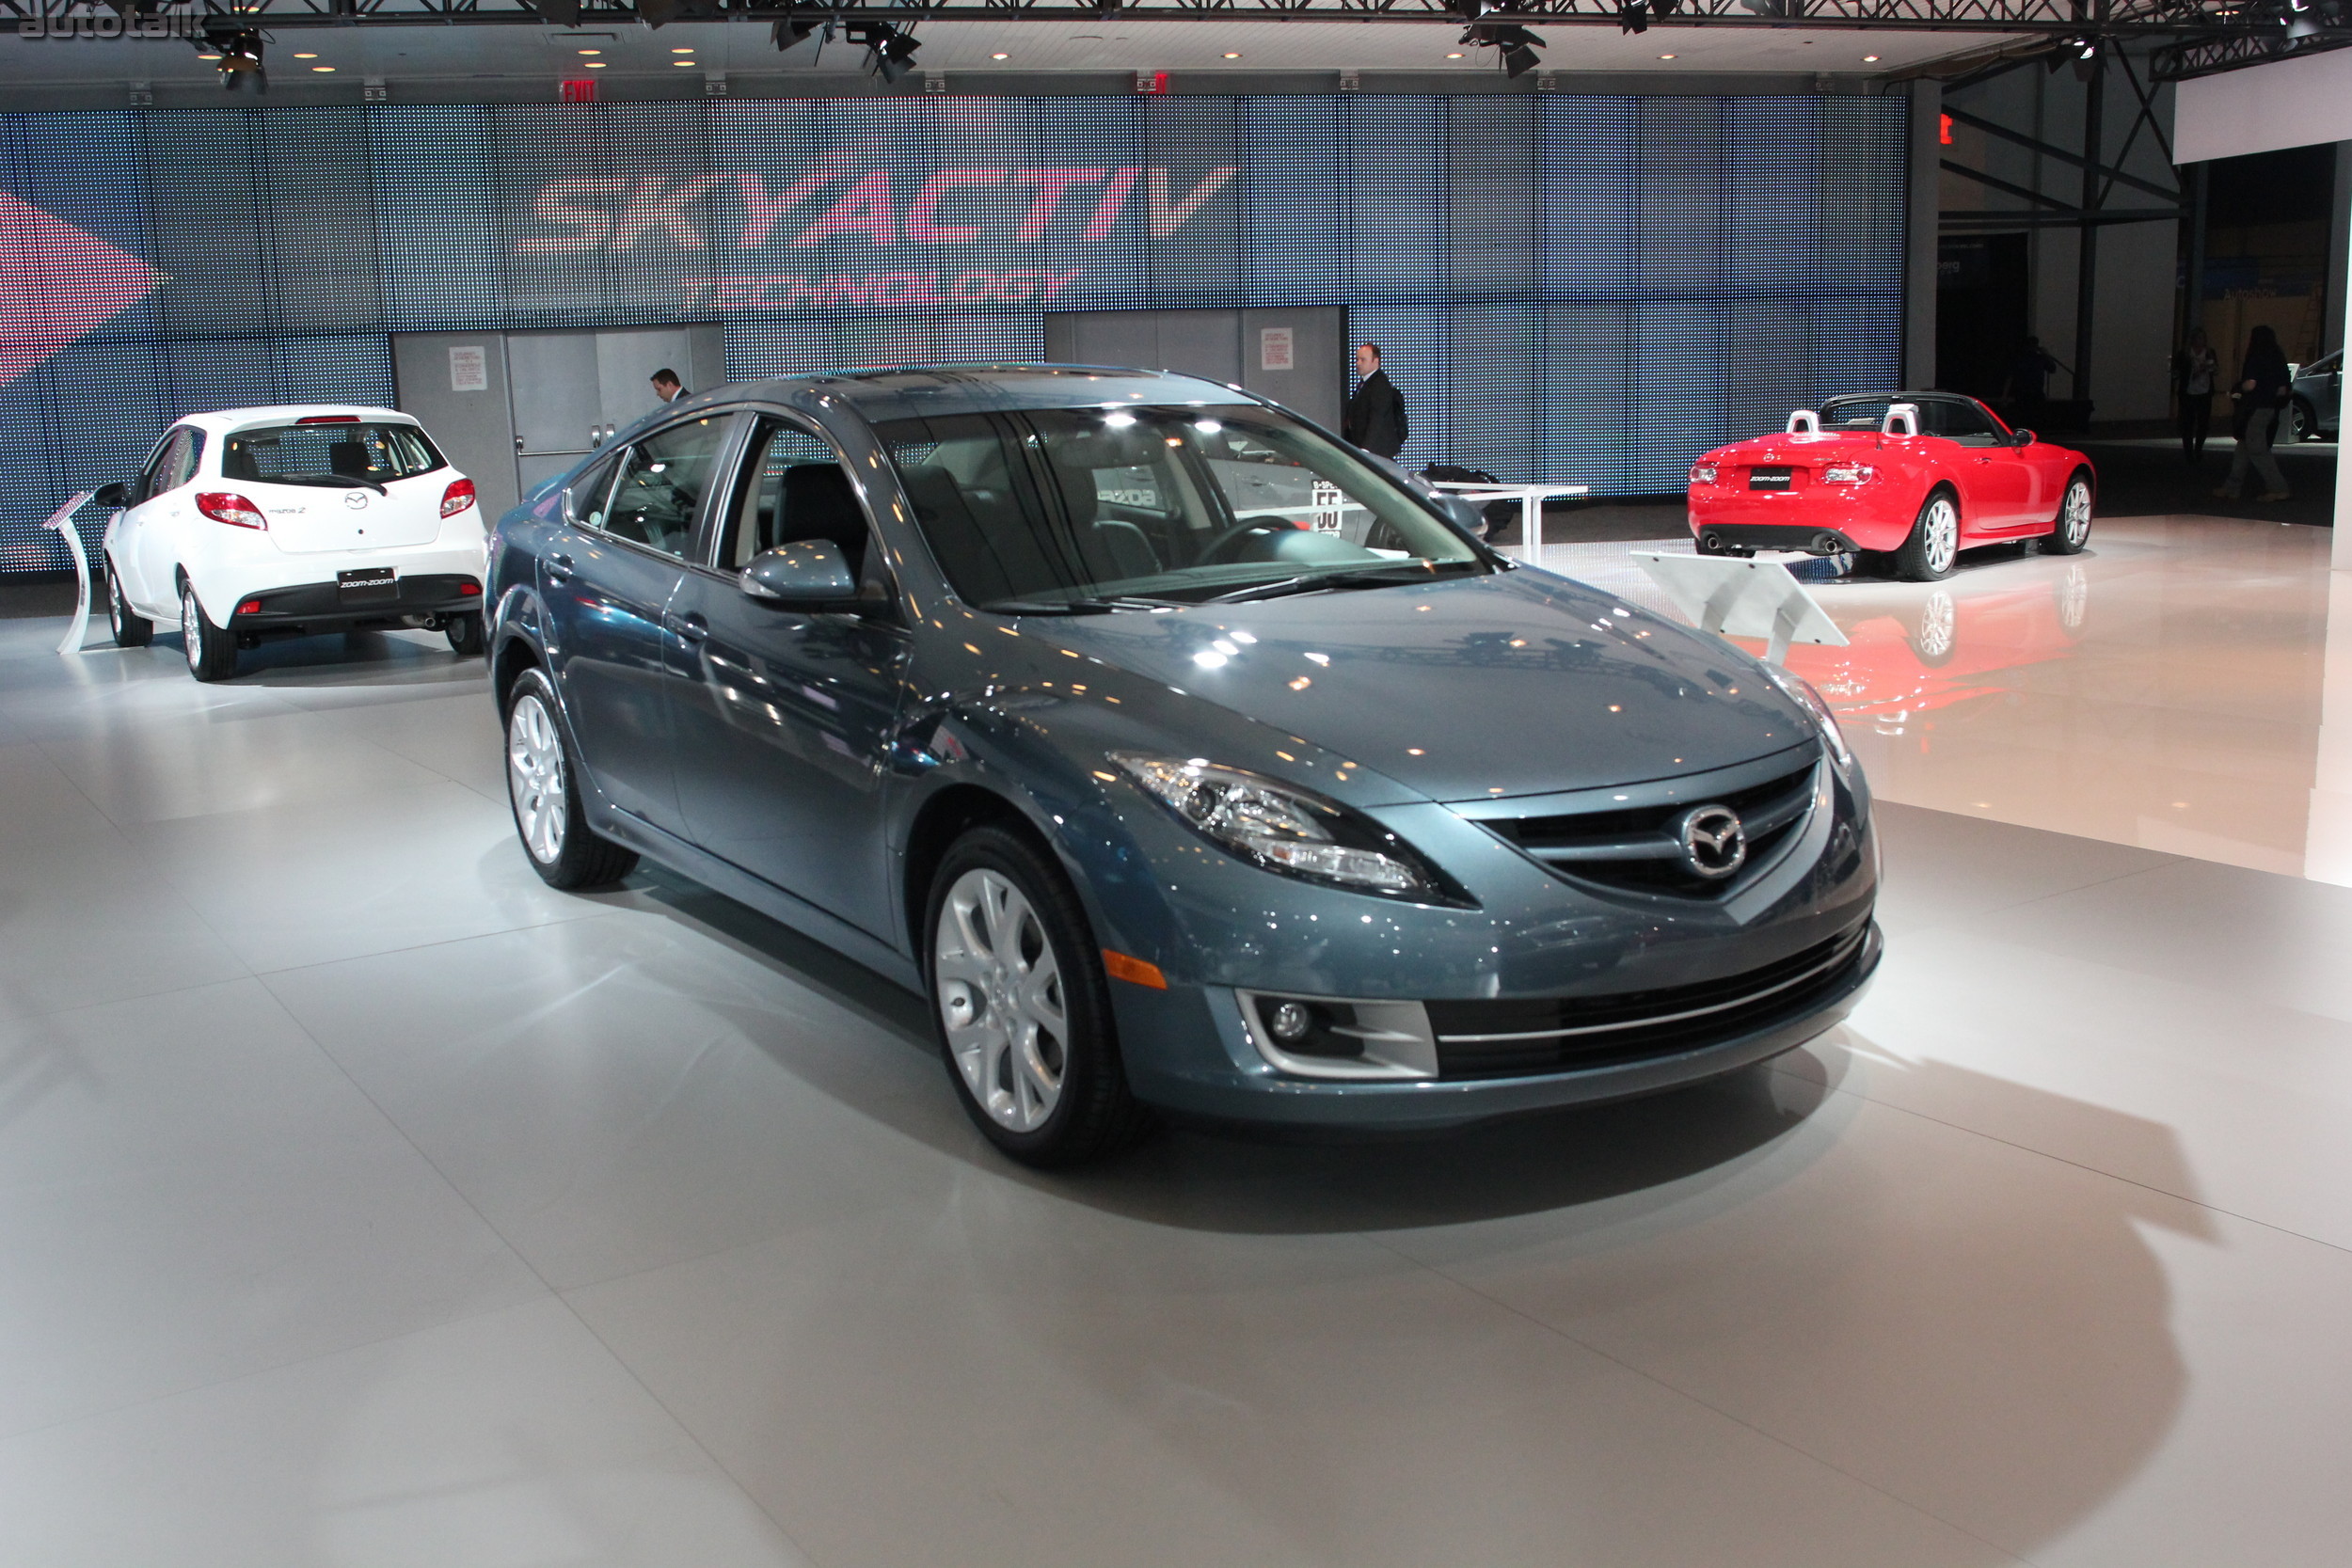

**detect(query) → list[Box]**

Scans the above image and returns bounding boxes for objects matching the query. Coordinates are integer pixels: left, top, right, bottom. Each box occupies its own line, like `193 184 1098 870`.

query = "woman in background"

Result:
2175 327 2217 465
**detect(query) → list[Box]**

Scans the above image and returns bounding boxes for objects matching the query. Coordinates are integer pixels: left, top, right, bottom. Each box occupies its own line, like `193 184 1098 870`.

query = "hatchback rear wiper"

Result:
267 474 389 496
1207 560 1484 604
980 595 1185 616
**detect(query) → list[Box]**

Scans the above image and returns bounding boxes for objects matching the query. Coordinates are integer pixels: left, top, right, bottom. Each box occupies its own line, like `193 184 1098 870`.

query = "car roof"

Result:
178 405 420 434
706 364 1263 426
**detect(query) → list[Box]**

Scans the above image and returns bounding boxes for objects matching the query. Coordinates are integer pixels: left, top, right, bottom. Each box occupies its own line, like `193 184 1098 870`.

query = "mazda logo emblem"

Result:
1676 803 1747 880
342 490 370 511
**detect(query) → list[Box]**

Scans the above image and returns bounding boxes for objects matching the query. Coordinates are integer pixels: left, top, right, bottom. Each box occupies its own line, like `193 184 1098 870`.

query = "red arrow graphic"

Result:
0 192 161 388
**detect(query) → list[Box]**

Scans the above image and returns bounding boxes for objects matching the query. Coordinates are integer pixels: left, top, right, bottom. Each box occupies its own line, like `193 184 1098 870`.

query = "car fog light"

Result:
1238 991 1439 1081
1268 1000 1313 1042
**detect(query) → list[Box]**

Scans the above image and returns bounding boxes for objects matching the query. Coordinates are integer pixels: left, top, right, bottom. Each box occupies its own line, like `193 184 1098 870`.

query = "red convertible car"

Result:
1685 392 2095 581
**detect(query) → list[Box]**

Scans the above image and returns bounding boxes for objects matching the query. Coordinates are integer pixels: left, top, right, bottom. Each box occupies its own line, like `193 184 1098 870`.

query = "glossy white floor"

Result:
5 518 2352 1565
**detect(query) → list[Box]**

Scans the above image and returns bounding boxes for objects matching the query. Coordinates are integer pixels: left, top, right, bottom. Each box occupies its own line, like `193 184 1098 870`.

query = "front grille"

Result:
1483 758 1819 898
1425 923 1872 1080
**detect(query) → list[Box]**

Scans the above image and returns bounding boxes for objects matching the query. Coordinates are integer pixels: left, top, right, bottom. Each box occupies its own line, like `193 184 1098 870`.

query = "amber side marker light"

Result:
1102 950 1168 990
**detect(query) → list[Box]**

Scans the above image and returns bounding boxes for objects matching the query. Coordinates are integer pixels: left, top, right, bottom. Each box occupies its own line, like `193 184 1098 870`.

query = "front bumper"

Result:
1113 922 1879 1129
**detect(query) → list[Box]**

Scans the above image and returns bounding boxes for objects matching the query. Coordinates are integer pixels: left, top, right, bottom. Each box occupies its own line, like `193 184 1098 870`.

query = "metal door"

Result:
507 332 606 498
390 332 520 523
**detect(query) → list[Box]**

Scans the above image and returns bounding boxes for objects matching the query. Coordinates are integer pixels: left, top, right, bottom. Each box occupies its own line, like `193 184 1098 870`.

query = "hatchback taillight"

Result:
196 492 266 530
440 478 477 518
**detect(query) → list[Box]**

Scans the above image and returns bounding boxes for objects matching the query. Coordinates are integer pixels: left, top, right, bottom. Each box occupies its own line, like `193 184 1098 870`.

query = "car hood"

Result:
1024 567 1816 804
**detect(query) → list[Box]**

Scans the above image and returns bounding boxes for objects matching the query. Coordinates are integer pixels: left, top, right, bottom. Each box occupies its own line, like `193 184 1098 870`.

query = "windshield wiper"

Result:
1207 560 1484 604
980 594 1185 616
266 474 389 496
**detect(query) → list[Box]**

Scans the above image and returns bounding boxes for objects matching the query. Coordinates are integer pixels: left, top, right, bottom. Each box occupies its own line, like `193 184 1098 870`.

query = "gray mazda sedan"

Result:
486 366 1879 1165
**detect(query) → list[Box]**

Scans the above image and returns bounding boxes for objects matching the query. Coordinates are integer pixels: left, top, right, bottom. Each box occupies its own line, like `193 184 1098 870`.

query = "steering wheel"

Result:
1197 515 1298 565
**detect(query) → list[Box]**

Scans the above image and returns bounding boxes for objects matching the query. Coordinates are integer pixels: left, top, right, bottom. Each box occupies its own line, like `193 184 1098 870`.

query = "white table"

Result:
1428 482 1590 556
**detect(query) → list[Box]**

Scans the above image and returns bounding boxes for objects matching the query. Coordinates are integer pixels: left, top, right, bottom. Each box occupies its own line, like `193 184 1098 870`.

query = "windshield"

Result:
222 421 445 486
873 403 1486 610
1818 395 2010 444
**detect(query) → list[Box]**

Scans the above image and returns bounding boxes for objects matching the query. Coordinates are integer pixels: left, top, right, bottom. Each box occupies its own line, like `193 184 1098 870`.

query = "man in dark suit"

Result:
650 369 689 404
1343 342 1407 459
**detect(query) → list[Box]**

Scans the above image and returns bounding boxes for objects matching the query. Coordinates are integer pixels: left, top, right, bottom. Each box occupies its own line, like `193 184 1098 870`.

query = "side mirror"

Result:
1438 495 1490 538
2011 429 2036 448
741 540 860 609
93 481 132 509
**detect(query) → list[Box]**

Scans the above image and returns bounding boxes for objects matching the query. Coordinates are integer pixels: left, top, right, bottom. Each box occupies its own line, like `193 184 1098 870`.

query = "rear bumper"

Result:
1688 489 1915 552
228 573 483 635
1695 523 1863 556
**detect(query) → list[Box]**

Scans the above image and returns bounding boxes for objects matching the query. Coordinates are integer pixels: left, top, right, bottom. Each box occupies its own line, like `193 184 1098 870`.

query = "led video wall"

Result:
0 93 1907 570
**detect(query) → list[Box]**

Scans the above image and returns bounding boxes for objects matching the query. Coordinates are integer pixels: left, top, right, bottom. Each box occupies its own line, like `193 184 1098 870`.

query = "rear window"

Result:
222 421 444 486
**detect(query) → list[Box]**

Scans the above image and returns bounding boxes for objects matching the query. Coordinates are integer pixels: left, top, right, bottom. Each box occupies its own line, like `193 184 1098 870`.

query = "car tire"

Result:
445 611 485 656
106 558 151 648
2040 472 2093 556
2291 398 2318 444
1893 489 1960 582
927 825 1152 1167
502 666 638 891
180 581 237 682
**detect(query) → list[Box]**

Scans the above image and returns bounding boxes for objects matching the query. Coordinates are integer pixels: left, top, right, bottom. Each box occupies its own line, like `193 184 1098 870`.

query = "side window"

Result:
564 451 623 529
723 418 871 576
597 417 731 560
1926 401 2000 447
168 431 206 489
137 432 180 502
143 429 199 499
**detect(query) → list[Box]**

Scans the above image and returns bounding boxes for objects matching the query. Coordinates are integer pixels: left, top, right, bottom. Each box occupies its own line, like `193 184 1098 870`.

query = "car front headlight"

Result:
1110 752 1469 905
1760 663 1853 770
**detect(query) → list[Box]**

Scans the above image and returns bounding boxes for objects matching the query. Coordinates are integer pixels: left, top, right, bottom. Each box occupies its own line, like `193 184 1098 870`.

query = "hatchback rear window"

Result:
222 422 445 487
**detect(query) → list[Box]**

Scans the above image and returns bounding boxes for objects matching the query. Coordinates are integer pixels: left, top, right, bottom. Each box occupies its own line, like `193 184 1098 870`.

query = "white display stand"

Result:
38 491 96 656
1427 481 1591 556
1632 550 1849 667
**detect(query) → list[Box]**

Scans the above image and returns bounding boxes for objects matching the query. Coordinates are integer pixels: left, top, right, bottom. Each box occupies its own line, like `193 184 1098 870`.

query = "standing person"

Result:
2174 327 2217 465
650 368 689 404
1343 342 1407 460
2217 324 2293 501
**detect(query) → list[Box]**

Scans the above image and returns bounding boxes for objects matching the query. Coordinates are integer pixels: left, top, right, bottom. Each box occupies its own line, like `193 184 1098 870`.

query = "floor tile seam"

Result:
1771 1056 2352 1264
13 739 266 991
0 1289 557 1450
1352 1229 2035 1566
543 1288 832 1567
543 1184 958 1302
240 902 640 982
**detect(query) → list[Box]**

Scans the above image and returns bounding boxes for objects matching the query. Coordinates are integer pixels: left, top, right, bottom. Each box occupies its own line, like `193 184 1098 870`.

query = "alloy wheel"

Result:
1924 497 1959 576
2062 481 2092 548
934 867 1069 1132
506 692 567 864
1915 589 1957 660
181 588 201 673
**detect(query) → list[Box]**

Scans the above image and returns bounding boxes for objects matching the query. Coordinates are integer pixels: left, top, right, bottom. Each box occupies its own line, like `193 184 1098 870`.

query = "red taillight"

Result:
440 478 477 518
458 581 483 596
297 414 360 424
237 599 262 616
196 492 266 530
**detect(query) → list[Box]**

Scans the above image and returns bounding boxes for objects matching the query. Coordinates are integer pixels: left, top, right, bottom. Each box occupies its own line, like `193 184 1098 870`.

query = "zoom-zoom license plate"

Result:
1747 467 1793 492
337 567 398 603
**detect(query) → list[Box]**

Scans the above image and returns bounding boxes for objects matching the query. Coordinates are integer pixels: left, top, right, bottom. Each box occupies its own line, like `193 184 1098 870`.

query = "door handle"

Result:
546 552 575 584
669 611 708 643
514 436 525 454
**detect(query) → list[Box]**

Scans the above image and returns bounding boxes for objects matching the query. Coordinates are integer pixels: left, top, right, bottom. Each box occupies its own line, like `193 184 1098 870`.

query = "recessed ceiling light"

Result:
293 52 318 58
1659 52 1677 58
1863 53 1881 61
1445 50 1464 57
197 52 220 59
585 60 607 68
1223 51 1241 58
671 45 693 52
672 59 695 66
577 48 599 55
991 50 1009 59
311 65 334 71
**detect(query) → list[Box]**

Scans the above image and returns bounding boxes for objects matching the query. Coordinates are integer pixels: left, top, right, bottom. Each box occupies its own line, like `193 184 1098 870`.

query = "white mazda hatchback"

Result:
97 405 488 681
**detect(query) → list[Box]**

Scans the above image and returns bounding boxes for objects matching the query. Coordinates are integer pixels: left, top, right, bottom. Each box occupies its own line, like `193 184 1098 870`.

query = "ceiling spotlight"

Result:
844 19 919 82
527 0 581 24
1619 1 1650 33
1739 0 1788 13
1460 22 1544 77
772 8 825 52
199 28 265 91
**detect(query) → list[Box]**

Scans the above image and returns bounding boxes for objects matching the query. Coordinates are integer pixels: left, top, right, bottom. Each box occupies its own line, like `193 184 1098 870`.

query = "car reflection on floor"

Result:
1777 555 2090 735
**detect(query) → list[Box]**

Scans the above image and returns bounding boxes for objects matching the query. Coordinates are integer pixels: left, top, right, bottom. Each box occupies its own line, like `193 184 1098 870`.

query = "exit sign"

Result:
561 78 596 103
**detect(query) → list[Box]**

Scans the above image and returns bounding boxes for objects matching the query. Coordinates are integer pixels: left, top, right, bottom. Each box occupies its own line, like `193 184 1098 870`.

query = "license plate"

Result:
338 566 398 603
1748 467 1792 492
